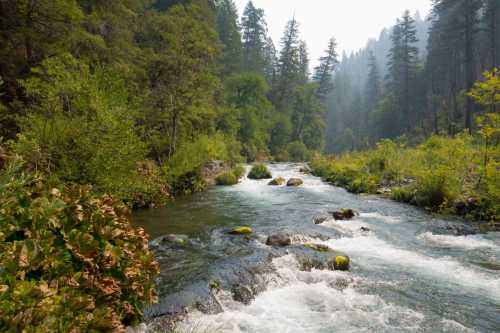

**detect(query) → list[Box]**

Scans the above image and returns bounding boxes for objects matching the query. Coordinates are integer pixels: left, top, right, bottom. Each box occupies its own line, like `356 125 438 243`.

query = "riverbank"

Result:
309 135 500 232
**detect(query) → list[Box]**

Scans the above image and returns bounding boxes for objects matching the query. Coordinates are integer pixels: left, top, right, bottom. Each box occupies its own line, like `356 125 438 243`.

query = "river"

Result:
134 163 500 333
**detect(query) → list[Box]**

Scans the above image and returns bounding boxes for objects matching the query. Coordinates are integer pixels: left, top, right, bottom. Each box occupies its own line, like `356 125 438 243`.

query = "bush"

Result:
215 172 238 186
248 163 272 179
391 186 415 203
287 141 310 162
232 164 246 179
0 158 159 332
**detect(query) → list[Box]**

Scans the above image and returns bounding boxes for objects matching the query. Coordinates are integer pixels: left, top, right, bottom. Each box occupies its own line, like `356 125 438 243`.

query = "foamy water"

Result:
139 163 500 332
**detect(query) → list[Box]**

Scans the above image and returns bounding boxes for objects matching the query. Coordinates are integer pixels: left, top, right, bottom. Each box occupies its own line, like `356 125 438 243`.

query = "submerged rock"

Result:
360 227 371 232
287 178 304 187
266 234 291 247
304 243 330 252
150 234 189 250
268 177 286 186
426 220 477 236
229 226 253 235
231 284 254 305
313 215 329 225
330 209 358 220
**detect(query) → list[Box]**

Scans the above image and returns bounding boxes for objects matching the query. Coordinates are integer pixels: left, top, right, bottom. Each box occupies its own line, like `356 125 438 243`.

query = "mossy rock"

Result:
287 178 304 187
248 164 272 179
329 255 350 271
268 177 286 186
229 226 253 235
215 172 238 186
304 243 330 252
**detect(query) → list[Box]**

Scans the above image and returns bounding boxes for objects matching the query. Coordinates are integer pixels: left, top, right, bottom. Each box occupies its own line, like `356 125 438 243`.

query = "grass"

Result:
310 134 500 226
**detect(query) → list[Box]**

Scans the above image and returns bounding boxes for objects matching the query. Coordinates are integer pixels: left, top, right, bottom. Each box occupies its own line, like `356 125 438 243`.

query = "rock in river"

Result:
229 226 253 235
313 215 329 225
330 208 358 220
266 234 291 247
231 284 254 305
287 178 304 187
268 177 286 186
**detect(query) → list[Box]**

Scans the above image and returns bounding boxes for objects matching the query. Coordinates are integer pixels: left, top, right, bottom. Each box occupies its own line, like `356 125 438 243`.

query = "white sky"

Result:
235 0 432 67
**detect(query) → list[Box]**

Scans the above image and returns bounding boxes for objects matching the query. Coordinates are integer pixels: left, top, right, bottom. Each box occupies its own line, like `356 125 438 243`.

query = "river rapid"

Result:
134 163 500 333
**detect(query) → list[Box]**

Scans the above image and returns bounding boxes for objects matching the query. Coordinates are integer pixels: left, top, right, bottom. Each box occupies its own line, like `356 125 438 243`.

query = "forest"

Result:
0 0 499 332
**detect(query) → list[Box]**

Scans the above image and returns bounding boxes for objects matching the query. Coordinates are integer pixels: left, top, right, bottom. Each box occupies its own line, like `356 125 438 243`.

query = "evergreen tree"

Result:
298 41 310 84
215 0 243 77
313 37 339 101
365 51 382 111
241 1 267 74
272 16 301 112
262 37 278 83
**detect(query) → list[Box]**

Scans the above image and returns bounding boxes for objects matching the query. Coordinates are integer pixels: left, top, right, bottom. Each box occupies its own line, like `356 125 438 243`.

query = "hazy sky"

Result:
235 0 431 67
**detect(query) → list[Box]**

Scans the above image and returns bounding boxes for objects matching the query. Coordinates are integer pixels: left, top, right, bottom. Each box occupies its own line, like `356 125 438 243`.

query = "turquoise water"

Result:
134 164 500 333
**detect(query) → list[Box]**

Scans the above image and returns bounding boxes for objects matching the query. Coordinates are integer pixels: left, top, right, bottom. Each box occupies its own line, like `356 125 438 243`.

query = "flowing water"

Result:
134 164 500 333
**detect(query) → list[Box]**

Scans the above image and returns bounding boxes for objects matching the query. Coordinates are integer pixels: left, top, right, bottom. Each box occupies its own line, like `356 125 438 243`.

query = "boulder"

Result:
287 178 304 187
327 255 350 271
330 209 358 220
268 177 286 186
266 234 291 247
229 226 253 235
313 215 329 225
231 284 254 305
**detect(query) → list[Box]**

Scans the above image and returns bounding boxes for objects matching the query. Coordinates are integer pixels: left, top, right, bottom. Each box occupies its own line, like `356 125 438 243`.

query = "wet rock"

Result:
231 284 254 305
304 243 330 252
313 215 329 225
330 209 358 220
427 220 478 236
299 167 311 173
360 227 371 232
268 177 286 186
327 255 350 271
229 226 253 235
266 234 291 247
125 323 148 333
287 178 304 187
150 234 189 250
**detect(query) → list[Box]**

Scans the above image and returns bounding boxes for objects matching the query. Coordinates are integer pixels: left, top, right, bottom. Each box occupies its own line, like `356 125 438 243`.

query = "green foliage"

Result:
311 131 499 223
287 141 310 162
232 164 246 179
247 163 272 179
215 172 238 186
0 158 159 332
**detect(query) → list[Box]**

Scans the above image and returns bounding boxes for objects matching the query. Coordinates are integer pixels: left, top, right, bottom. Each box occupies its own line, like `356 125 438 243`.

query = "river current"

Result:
134 163 500 333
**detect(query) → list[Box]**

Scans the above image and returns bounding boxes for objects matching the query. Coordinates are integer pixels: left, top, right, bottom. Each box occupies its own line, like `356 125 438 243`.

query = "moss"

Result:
333 256 350 271
304 243 330 252
248 163 272 179
215 172 238 186
229 226 253 235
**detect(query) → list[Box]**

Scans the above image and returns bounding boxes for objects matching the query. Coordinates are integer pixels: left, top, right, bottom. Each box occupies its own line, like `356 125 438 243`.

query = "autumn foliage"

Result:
0 157 159 332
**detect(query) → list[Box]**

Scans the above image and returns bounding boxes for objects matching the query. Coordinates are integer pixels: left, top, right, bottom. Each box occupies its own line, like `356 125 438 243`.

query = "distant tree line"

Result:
327 0 500 153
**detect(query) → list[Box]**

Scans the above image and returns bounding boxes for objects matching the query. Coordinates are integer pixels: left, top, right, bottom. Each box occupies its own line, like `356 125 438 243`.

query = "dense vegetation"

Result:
0 155 159 331
312 69 500 227
327 1 499 152
0 0 336 204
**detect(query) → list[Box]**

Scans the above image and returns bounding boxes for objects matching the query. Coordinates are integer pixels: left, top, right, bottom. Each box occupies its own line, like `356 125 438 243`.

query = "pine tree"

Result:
215 0 243 77
241 1 267 74
313 37 339 101
262 37 277 83
365 51 381 113
298 40 310 84
483 0 499 69
272 16 301 112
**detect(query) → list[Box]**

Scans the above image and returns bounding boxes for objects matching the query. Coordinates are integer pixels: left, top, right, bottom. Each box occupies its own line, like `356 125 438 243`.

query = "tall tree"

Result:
215 0 243 77
241 1 267 74
313 37 339 101
272 16 301 112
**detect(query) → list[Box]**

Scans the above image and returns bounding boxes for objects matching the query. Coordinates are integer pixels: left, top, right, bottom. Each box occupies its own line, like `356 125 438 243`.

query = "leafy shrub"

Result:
248 163 272 179
287 141 310 162
232 164 246 179
215 172 238 186
0 158 159 332
391 186 415 203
